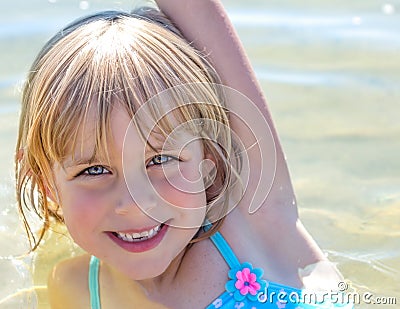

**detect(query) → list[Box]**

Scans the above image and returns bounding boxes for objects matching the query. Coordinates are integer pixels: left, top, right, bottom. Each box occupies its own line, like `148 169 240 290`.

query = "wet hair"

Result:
16 8 242 251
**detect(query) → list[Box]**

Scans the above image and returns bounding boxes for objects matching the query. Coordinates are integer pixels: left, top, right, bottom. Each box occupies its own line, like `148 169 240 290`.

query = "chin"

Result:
122 257 172 281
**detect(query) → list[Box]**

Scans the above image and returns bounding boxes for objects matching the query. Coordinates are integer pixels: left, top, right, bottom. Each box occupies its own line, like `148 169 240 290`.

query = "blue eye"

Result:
148 155 173 166
83 165 110 176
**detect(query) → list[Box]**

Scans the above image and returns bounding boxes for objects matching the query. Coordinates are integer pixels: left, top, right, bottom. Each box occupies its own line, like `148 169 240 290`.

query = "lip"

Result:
107 223 168 253
115 224 161 234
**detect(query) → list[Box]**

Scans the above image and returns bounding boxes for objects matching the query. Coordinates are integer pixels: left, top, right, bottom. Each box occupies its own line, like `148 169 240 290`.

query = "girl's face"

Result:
53 104 208 280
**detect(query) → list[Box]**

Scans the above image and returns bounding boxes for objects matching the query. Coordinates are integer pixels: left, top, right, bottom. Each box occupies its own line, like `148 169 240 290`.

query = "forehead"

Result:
62 101 202 166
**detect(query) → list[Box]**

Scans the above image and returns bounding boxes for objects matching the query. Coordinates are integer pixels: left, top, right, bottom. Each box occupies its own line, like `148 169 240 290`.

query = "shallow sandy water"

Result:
1 0 399 308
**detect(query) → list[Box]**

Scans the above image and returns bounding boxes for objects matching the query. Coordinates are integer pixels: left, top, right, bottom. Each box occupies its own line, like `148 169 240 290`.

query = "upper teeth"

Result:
115 225 161 242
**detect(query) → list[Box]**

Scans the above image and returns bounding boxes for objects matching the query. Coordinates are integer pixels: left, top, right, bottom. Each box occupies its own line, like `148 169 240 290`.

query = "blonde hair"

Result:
16 8 242 251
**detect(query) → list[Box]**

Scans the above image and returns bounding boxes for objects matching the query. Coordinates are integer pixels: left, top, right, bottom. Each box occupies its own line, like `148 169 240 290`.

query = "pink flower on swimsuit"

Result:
235 267 261 295
225 262 267 302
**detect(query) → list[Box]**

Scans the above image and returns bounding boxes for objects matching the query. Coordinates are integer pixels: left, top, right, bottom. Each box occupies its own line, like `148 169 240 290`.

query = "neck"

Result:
136 247 188 298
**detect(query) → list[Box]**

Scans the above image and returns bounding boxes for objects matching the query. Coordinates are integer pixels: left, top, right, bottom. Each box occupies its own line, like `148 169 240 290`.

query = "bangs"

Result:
132 85 228 155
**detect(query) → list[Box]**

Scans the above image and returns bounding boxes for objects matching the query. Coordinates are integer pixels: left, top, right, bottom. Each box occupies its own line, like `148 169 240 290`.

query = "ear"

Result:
18 148 64 216
41 176 59 204
17 147 56 201
43 181 64 217
45 184 57 203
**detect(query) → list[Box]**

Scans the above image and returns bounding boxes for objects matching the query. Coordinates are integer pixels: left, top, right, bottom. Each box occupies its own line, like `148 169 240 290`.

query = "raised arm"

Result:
155 0 274 133
154 0 327 276
155 0 294 216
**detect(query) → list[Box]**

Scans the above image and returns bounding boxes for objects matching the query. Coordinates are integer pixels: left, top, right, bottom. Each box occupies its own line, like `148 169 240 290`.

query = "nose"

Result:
114 177 157 216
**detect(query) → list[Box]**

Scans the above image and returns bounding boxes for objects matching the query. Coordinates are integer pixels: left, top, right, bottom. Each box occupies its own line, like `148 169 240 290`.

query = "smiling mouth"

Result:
112 224 164 243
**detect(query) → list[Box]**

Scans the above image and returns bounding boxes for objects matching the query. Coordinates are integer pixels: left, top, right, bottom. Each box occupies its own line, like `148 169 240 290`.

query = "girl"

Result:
16 1 353 308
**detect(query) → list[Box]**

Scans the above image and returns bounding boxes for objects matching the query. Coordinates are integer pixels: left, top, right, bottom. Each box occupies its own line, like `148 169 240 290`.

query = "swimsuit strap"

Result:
88 255 101 309
205 224 241 269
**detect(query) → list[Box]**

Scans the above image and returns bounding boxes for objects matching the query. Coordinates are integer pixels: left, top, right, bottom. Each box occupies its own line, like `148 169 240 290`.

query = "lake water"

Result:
1 0 399 308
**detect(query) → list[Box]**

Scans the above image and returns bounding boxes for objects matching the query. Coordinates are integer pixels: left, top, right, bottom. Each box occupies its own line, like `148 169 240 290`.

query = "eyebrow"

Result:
146 133 181 153
146 142 178 155
62 154 101 169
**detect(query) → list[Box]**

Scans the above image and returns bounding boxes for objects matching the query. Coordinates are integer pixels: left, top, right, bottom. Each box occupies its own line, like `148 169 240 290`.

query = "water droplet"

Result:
382 3 395 15
79 0 90 10
48 0 57 3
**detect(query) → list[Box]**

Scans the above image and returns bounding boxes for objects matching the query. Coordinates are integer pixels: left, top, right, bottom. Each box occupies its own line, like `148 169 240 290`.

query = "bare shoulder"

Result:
47 254 91 309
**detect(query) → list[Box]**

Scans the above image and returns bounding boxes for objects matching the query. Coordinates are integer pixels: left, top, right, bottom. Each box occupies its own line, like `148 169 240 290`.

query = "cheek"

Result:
155 161 206 201
57 186 109 234
152 174 207 209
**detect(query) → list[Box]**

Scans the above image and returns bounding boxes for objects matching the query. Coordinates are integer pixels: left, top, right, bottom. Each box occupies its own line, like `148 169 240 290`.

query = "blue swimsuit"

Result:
88 231 353 309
